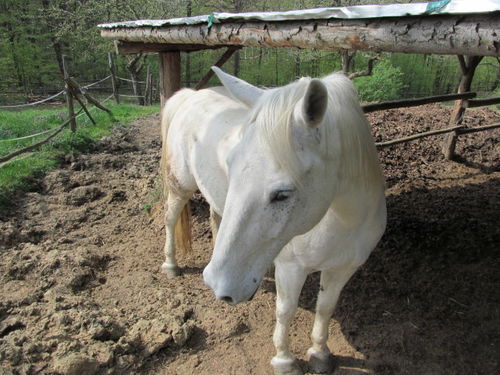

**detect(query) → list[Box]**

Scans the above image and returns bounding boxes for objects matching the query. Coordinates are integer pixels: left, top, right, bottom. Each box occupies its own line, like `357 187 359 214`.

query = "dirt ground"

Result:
0 104 498 375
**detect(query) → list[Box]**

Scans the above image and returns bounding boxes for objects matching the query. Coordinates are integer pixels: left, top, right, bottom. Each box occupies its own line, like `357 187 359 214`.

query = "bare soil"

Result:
0 105 498 375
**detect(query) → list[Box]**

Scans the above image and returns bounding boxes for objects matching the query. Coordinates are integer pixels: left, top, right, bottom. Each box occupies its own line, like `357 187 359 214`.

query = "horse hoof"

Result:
271 357 304 375
306 348 335 374
161 263 180 278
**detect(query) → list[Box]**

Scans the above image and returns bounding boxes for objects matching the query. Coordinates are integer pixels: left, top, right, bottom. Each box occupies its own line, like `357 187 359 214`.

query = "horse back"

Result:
162 87 248 214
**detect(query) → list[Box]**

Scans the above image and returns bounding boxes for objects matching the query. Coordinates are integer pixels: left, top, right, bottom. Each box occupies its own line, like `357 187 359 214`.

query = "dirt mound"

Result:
0 106 499 375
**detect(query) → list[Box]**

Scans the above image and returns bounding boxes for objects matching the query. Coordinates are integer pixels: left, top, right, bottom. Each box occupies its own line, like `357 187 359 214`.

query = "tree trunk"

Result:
127 54 145 105
294 49 301 78
442 55 483 160
341 50 356 74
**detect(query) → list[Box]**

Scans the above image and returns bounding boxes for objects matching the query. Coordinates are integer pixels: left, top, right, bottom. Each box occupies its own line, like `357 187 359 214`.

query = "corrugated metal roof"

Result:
99 0 500 29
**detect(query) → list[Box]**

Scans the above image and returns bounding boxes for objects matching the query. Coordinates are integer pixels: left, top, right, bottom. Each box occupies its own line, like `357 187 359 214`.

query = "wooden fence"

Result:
1 53 499 167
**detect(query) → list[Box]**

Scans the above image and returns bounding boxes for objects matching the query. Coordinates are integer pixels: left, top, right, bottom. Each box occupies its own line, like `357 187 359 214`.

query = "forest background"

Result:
1 0 499 105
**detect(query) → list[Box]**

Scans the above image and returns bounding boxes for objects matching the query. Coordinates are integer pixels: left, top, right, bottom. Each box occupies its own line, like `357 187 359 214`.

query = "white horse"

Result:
160 67 386 375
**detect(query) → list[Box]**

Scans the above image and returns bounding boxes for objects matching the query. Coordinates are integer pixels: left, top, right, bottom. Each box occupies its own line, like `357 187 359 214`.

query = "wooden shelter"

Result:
99 0 500 157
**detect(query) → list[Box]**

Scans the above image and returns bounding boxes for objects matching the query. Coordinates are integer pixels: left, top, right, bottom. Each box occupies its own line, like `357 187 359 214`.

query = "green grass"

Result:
0 103 159 211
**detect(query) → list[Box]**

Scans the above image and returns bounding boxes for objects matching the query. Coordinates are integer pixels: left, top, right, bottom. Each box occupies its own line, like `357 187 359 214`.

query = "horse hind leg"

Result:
306 267 357 374
161 189 191 278
209 208 221 245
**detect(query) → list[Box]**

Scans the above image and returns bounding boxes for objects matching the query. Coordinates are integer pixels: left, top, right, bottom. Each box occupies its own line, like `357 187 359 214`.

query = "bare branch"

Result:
349 56 381 80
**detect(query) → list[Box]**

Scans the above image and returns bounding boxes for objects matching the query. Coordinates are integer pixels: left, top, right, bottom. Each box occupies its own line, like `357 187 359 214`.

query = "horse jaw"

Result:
211 66 264 107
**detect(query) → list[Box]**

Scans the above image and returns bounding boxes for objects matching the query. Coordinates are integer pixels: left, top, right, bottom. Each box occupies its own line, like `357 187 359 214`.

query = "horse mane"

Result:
248 73 383 191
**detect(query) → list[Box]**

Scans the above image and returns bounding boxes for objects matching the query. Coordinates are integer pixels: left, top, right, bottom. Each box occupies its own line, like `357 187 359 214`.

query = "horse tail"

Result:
161 89 195 254
175 203 192 254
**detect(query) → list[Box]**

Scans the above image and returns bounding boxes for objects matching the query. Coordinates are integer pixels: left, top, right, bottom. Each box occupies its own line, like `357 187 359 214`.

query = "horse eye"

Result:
270 190 293 204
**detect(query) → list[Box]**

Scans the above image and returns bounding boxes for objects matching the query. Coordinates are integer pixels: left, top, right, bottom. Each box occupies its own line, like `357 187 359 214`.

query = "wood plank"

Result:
101 13 500 57
116 41 234 54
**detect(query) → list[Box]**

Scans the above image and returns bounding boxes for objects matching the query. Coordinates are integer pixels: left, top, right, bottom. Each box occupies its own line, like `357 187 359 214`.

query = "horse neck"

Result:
328 166 385 228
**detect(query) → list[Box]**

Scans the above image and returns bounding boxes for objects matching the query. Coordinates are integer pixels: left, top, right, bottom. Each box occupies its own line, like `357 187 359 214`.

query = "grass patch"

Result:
0 103 159 211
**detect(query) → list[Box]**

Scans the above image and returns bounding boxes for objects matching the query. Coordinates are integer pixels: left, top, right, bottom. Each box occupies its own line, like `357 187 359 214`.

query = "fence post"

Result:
108 52 120 104
144 65 151 105
62 56 77 132
150 73 154 104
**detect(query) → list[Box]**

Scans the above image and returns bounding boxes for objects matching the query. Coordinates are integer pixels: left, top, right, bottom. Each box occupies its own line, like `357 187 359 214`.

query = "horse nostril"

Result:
220 295 234 304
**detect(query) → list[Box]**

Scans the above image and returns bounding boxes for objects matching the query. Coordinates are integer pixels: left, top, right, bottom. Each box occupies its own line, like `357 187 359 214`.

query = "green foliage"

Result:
354 60 407 102
0 0 498 104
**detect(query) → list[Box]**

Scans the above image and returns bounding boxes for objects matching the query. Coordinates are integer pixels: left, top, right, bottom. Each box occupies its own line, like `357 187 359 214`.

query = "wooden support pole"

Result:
108 52 120 104
442 56 483 160
159 51 181 108
195 47 241 90
62 56 77 132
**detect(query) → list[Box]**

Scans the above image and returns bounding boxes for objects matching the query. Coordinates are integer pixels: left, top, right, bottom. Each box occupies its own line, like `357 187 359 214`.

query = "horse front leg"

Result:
271 262 307 375
306 267 357 373
161 192 190 278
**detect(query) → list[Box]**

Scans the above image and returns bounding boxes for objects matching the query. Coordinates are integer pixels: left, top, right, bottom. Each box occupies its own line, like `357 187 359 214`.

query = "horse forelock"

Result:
246 78 310 187
244 73 382 190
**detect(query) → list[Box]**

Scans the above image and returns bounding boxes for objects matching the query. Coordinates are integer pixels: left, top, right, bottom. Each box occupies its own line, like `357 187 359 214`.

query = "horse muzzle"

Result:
203 263 260 305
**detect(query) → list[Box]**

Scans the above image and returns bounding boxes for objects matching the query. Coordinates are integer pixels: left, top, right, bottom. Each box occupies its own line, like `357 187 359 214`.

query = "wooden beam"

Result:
195 47 241 90
362 92 477 113
159 51 181 108
116 41 237 54
101 13 500 57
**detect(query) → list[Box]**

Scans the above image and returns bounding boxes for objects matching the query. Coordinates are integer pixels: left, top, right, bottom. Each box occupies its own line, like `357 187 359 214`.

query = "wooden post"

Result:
144 65 151 105
149 71 154 105
108 52 120 104
62 56 77 132
442 55 483 159
159 51 181 109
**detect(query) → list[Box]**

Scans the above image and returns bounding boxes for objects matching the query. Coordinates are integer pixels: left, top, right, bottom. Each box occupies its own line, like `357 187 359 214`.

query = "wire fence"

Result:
0 69 120 167
0 72 157 109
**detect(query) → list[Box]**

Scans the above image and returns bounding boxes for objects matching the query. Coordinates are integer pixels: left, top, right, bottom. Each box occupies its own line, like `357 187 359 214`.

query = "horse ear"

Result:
302 79 328 128
211 66 263 107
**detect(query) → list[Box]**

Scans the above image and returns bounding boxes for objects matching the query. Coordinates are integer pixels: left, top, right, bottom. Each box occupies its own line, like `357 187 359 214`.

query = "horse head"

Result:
203 68 344 304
